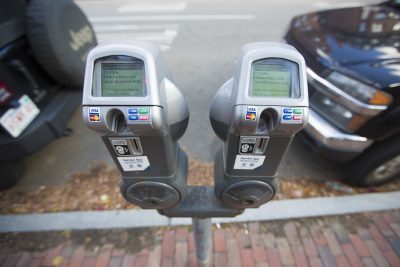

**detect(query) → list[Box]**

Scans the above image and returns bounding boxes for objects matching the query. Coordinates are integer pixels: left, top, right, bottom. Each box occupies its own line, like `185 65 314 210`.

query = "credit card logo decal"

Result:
89 107 100 122
245 106 257 121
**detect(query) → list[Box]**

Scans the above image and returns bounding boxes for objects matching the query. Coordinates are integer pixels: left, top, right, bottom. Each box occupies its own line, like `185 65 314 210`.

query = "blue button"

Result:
283 115 293 120
283 108 293 114
128 115 139 120
128 108 138 114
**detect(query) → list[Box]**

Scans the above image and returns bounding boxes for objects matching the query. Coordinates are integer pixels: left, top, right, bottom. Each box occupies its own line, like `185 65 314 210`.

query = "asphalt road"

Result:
18 0 382 190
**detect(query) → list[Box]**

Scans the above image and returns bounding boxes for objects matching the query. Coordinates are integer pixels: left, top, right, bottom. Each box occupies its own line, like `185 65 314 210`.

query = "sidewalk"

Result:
1 211 399 267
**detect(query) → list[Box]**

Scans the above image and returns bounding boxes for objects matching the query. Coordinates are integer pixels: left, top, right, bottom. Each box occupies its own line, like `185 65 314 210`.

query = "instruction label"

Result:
110 139 131 156
117 156 150 171
233 155 265 170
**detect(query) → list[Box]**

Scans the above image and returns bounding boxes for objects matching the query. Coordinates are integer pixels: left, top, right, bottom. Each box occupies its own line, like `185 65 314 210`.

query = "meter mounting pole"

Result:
192 217 212 267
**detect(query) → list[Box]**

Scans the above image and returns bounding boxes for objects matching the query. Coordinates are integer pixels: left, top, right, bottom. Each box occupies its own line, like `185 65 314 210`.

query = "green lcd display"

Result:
101 63 145 97
250 62 291 97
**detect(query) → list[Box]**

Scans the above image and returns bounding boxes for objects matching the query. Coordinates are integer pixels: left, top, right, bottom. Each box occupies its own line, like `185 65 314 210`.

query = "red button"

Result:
293 115 302 120
139 115 149 120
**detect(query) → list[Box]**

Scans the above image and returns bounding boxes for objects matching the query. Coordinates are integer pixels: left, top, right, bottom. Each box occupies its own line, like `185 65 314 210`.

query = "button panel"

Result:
281 107 303 123
127 107 150 121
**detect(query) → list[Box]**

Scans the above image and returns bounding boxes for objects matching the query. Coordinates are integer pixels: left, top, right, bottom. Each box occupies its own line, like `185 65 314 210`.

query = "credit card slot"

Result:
131 138 143 155
254 137 269 154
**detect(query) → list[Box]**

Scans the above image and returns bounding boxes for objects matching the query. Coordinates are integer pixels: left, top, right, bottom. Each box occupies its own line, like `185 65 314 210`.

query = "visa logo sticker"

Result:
89 107 100 122
245 106 257 121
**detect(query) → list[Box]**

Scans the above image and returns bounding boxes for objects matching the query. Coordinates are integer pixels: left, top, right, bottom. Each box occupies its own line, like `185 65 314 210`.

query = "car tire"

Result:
343 135 400 187
0 161 24 190
26 0 97 86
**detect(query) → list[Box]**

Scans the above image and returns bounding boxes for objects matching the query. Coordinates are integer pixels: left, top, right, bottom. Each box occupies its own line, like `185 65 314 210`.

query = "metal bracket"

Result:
158 186 243 218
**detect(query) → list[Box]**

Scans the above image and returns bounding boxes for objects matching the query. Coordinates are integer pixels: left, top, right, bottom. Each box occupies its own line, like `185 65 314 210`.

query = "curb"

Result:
0 191 399 233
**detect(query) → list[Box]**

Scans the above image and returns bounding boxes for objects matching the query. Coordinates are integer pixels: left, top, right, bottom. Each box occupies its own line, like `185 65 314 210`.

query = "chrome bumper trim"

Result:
305 109 373 152
307 68 386 116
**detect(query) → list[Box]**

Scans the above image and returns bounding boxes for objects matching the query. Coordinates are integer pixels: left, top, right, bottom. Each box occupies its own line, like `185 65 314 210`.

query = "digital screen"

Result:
101 63 145 97
250 62 291 97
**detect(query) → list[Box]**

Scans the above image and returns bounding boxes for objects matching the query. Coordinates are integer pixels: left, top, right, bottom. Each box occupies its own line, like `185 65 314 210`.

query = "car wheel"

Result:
26 0 97 86
343 135 400 187
0 161 24 190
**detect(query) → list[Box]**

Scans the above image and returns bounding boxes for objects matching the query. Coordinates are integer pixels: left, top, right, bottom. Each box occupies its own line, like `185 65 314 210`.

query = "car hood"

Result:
289 3 400 88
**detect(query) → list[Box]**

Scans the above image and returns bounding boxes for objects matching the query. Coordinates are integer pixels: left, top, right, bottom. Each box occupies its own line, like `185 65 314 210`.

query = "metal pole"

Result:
192 217 212 267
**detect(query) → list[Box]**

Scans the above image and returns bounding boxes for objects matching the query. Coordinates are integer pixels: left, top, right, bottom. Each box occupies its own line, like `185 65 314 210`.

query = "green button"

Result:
293 108 303 114
139 107 149 114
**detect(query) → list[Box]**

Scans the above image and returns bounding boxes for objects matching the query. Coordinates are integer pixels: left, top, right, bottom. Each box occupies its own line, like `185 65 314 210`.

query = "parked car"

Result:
284 0 400 187
0 0 97 189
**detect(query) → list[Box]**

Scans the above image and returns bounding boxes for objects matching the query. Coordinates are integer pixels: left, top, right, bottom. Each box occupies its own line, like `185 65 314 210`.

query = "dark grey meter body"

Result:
210 42 309 209
82 42 190 210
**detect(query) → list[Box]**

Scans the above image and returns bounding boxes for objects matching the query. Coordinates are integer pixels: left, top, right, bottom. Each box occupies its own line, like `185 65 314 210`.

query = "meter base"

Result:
214 149 279 209
120 146 188 209
159 186 243 218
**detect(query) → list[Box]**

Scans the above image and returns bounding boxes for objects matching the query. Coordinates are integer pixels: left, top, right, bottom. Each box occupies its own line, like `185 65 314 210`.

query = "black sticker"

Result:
240 143 254 154
114 144 131 156
110 139 132 156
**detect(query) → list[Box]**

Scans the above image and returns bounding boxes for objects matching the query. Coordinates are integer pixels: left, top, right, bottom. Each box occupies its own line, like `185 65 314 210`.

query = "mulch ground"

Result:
0 160 399 214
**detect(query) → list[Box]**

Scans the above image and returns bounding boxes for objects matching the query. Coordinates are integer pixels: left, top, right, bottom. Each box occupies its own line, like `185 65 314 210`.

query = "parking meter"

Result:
82 42 189 209
210 42 309 209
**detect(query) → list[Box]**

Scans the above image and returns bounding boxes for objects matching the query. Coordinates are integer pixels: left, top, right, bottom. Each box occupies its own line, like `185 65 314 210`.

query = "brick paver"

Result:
213 229 226 252
1 211 400 266
348 233 371 257
342 243 363 267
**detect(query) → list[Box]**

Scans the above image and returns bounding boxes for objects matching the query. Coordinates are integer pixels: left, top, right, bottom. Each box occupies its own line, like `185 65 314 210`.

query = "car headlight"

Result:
326 71 392 106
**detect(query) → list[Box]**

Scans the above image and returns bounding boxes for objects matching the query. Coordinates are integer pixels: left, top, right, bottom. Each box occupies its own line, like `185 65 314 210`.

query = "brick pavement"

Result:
0 211 399 267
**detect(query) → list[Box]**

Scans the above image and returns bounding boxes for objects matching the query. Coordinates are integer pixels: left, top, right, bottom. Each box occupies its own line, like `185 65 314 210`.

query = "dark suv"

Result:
0 0 97 189
284 0 400 187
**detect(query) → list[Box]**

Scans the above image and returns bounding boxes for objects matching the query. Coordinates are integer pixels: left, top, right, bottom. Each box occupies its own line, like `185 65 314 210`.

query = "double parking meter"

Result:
82 42 189 209
82 41 308 217
210 42 309 209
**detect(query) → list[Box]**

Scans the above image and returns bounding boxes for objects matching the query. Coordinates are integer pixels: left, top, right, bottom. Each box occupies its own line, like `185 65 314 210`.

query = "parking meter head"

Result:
82 42 189 209
210 42 309 209
82 42 189 138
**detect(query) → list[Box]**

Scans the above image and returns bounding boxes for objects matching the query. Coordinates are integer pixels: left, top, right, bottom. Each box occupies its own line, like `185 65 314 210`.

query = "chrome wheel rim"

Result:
365 155 400 184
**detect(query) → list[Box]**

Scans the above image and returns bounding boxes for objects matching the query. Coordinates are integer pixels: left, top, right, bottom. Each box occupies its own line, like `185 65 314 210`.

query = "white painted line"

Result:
97 29 178 38
96 38 172 51
0 191 398 233
117 2 187 13
96 28 178 48
90 14 255 23
93 24 179 33
313 2 369 9
97 34 176 44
